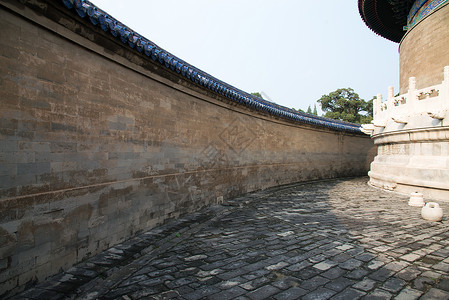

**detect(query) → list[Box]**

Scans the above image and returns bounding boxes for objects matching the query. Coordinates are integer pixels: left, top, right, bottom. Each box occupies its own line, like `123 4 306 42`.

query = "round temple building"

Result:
359 0 449 200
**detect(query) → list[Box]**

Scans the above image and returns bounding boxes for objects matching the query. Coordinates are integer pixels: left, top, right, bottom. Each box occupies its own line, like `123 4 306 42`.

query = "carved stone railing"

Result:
361 66 449 201
362 66 449 135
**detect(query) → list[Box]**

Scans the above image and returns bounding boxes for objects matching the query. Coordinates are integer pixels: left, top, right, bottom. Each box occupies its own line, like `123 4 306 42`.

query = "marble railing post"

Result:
374 93 382 119
388 86 395 116
407 77 417 114
442 66 449 108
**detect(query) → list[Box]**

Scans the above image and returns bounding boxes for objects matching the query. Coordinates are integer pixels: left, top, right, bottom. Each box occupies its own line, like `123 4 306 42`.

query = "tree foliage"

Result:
307 106 312 114
306 104 318 115
251 92 262 98
317 88 373 124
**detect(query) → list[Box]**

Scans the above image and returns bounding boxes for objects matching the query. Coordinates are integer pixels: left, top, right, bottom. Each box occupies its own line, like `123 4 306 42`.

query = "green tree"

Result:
313 104 318 116
307 105 312 114
317 88 372 124
251 92 262 98
361 97 374 123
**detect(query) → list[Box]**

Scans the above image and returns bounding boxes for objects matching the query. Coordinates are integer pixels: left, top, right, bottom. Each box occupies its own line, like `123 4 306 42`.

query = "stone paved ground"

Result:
11 177 449 300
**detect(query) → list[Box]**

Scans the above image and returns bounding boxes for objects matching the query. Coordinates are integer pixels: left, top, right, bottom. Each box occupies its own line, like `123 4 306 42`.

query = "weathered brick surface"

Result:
399 4 449 93
0 1 374 296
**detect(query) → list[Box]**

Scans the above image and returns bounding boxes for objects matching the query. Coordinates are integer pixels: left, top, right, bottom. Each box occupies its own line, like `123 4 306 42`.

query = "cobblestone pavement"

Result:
12 177 449 300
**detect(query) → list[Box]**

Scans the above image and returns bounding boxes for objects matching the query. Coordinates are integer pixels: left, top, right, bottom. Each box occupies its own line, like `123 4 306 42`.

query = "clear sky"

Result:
91 0 399 113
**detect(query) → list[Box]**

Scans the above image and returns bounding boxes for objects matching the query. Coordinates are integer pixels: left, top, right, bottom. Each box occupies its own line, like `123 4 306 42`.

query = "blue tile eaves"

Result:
62 0 362 134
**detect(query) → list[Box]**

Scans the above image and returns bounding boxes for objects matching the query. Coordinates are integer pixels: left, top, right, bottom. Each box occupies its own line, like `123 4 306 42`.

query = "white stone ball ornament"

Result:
408 192 424 207
421 202 443 222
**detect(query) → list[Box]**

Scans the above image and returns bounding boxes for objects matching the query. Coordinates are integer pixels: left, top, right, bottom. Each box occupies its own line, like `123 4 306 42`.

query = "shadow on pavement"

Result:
9 177 449 299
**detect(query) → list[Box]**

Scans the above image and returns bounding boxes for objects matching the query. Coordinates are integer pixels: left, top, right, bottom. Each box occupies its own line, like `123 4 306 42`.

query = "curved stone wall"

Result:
369 128 449 200
399 3 449 93
0 1 374 296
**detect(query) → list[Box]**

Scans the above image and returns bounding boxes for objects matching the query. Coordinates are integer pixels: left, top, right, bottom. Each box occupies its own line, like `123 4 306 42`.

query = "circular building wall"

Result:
399 3 449 93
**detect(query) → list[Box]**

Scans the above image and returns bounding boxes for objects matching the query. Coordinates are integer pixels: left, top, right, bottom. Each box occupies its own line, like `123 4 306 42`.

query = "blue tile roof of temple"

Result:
62 0 363 134
358 0 449 42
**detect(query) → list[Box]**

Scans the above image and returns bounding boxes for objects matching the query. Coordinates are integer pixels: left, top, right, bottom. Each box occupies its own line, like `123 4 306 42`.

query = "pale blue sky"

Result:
91 0 399 112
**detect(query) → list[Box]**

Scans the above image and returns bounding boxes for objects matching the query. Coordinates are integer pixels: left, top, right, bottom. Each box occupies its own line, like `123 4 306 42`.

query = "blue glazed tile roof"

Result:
62 0 363 134
358 0 417 42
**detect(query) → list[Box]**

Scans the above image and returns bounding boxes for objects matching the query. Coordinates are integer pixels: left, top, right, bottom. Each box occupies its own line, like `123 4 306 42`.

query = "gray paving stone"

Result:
17 287 68 300
294 267 322 280
400 253 422 262
242 269 271 281
165 277 195 289
339 258 363 270
332 287 366 300
183 286 221 300
420 288 449 300
325 277 355 292
364 288 393 300
369 267 395 282
355 252 374 262
353 277 377 291
240 276 272 291
421 270 445 280
432 248 449 257
384 261 409 272
346 268 370 279
155 290 182 299
437 277 449 291
174 285 195 295
244 261 272 272
273 287 308 300
119 274 149 287
271 276 301 290
302 287 337 300
286 260 312 272
300 275 330 291
394 286 423 300
413 276 436 291
309 254 327 263
382 277 406 293
247 285 281 300
396 266 421 281
200 260 228 271
103 285 141 299
321 267 346 279
332 253 352 263
367 260 385 270
129 286 169 299
346 247 366 257
433 262 449 272
217 268 248 280
208 286 247 300
218 277 246 289
314 260 338 271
